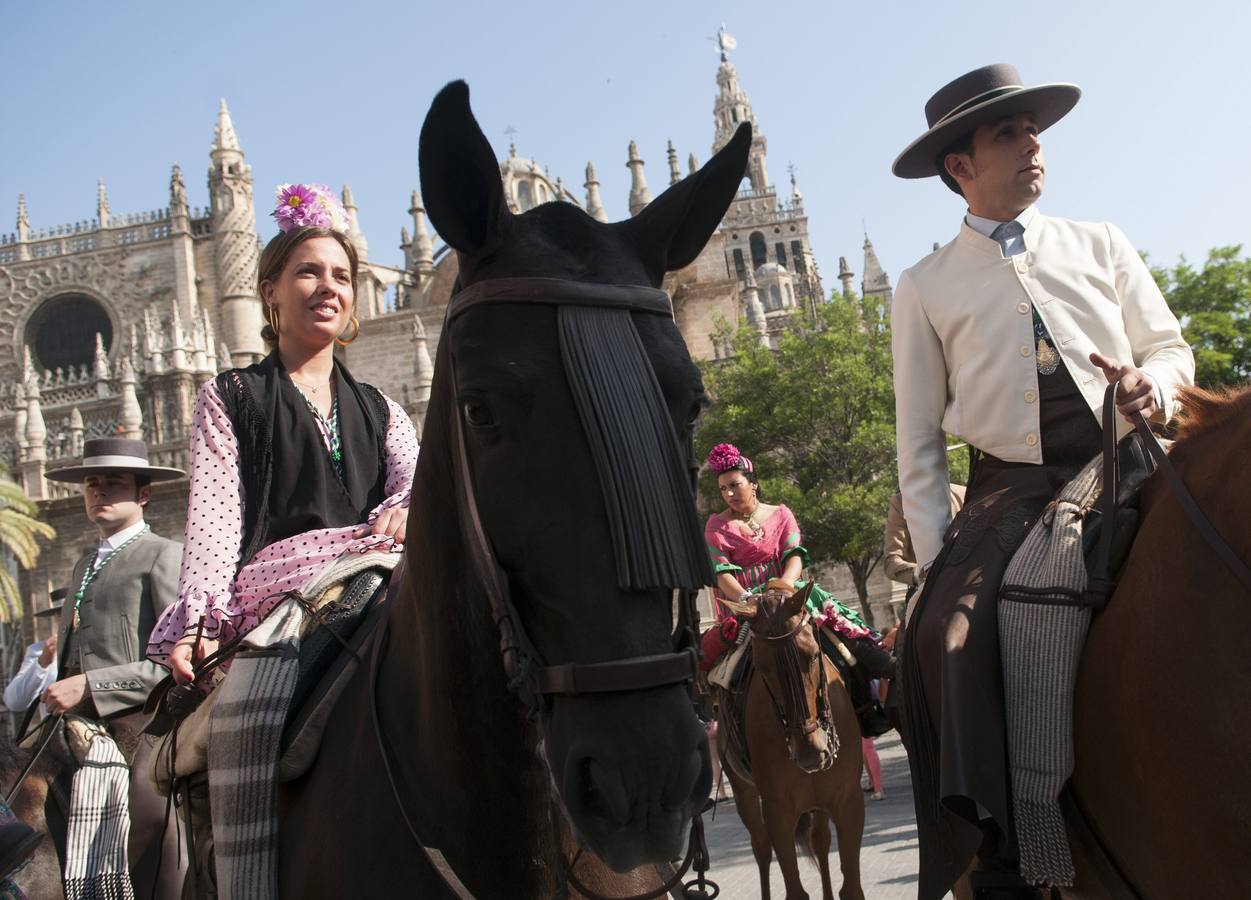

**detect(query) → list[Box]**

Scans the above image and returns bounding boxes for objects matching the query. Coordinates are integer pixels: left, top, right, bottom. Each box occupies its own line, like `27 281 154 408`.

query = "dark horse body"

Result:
277 83 753 896
1063 386 1251 899
719 585 865 900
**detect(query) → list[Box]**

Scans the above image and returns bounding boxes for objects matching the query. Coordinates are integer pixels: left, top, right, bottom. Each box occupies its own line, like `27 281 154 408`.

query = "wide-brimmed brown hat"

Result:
892 63 1080 179
45 437 185 483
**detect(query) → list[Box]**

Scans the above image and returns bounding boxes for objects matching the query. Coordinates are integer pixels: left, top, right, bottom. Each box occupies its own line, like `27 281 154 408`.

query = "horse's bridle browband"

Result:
446 276 704 716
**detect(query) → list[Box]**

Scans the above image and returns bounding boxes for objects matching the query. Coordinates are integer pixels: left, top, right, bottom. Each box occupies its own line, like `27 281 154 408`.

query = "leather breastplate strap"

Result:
445 276 703 715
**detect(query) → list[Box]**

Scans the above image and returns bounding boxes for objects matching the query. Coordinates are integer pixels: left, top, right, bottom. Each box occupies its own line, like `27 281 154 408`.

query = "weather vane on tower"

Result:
711 23 737 58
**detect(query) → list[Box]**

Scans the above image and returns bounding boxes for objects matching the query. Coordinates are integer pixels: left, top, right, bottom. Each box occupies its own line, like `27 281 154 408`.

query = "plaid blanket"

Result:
998 453 1103 887
206 551 397 900
63 719 135 900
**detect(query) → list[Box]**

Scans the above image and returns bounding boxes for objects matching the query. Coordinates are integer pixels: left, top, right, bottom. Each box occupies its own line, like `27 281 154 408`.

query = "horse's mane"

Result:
1173 383 1251 442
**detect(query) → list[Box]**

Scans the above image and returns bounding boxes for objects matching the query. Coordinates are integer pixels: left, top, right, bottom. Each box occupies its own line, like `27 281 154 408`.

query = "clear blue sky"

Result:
4 0 1248 288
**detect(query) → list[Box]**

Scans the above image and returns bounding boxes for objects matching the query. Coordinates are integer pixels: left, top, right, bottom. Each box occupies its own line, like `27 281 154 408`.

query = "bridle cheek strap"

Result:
446 277 706 715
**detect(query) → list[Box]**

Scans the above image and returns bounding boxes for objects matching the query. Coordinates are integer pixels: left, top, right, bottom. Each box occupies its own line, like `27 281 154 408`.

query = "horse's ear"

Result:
620 123 752 275
720 597 757 621
418 80 511 257
784 581 816 618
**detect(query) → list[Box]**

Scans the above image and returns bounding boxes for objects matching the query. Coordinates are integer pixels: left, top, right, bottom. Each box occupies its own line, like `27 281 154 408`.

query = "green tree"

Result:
0 478 55 623
1150 245 1251 389
697 292 897 628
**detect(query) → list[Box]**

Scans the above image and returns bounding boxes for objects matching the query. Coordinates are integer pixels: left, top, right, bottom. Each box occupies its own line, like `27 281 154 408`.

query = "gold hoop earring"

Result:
336 315 361 347
266 304 280 333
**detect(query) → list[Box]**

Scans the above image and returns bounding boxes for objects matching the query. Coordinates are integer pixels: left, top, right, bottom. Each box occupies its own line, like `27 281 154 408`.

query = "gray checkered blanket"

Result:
206 550 398 900
63 719 135 900
998 453 1105 887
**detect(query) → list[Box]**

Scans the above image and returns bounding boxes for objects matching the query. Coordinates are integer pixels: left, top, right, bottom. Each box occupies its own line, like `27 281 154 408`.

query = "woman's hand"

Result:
169 637 220 685
355 505 408 545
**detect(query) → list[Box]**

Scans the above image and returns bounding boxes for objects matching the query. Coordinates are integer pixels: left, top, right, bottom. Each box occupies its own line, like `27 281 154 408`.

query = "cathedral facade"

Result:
1 43 893 633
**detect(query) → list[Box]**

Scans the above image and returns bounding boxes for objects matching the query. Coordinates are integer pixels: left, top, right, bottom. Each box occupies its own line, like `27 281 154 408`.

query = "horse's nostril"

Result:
583 759 632 826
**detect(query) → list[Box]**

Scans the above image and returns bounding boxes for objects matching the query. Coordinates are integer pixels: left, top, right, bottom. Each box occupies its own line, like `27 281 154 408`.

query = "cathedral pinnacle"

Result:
861 231 893 303
626 141 652 217
407 190 435 279
688 153 699 176
341 184 369 258
667 140 681 186
97 179 110 228
584 162 607 223
214 98 241 153
16 194 29 241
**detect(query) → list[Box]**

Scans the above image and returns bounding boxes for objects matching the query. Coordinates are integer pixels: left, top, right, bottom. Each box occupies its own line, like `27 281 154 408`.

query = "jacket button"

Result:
1026 433 1039 447
1015 260 1028 274
1020 345 1032 357
1024 390 1037 403
1017 302 1030 314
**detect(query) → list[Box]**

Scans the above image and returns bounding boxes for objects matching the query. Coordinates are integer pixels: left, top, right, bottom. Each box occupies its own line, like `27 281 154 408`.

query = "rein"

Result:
1089 383 1251 608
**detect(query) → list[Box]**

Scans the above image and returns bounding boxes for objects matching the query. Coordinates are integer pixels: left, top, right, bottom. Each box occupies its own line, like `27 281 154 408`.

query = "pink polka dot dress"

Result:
147 381 419 665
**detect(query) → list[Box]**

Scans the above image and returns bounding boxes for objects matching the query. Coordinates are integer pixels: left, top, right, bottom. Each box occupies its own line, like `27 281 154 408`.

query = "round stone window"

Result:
25 294 113 373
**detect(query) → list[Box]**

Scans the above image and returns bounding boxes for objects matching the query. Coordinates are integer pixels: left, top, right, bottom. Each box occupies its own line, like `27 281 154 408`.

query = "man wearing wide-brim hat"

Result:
41 437 186 898
889 65 1193 898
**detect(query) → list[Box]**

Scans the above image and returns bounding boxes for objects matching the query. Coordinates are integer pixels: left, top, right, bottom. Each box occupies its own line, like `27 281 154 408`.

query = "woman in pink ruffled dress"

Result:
147 184 418 684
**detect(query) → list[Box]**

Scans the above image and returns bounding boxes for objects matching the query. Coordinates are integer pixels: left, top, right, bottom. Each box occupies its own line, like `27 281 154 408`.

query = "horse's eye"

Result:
463 399 495 428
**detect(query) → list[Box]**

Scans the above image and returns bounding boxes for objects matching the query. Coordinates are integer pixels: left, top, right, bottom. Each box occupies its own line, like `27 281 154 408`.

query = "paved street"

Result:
700 733 919 899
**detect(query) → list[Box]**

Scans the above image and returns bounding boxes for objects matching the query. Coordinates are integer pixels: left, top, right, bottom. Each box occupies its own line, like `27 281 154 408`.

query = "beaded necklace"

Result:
71 523 150 628
294 387 344 476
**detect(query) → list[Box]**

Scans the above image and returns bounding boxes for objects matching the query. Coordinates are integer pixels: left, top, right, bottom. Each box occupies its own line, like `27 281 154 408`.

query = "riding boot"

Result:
179 773 217 900
0 820 44 882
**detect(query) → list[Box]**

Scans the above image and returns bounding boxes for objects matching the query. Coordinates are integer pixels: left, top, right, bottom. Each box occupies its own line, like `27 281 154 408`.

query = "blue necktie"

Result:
991 220 1026 257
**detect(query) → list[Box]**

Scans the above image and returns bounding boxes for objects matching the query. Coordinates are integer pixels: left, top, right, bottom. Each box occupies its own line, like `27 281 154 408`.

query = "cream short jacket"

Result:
891 212 1194 567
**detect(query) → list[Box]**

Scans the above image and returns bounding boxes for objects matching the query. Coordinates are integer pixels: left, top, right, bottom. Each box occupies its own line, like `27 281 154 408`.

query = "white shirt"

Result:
965 205 1038 253
3 641 57 716
93 518 148 569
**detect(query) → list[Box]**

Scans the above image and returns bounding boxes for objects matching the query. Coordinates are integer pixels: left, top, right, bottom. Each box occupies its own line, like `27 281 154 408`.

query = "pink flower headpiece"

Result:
271 183 350 234
707 442 754 475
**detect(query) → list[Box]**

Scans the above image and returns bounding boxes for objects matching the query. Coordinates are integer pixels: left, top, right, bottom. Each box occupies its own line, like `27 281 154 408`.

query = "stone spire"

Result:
14 383 27 461
407 190 435 282
583 162 607 223
667 140 681 186
169 164 190 232
341 184 369 258
837 257 854 299
412 314 434 410
143 307 164 374
16 194 30 242
96 178 110 227
209 98 263 365
789 165 802 204
118 357 143 439
861 232 893 304
626 141 652 217
23 357 46 463
93 333 111 395
688 153 699 176
742 267 769 346
169 300 189 371
68 407 85 458
712 33 768 191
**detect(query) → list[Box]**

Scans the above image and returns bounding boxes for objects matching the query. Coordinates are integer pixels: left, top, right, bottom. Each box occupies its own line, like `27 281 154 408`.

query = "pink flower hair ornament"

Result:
707 442 754 475
271 183 351 234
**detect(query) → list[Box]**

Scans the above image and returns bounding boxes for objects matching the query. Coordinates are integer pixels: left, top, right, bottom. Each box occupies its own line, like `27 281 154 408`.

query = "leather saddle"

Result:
1081 429 1157 587
278 567 393 781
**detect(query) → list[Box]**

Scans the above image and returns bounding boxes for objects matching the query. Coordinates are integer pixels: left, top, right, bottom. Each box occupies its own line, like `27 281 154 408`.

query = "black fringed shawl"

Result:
216 352 390 569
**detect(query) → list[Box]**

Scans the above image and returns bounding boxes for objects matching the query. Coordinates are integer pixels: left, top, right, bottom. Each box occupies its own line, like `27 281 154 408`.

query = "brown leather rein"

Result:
1089 383 1251 608
369 277 714 899
757 609 837 762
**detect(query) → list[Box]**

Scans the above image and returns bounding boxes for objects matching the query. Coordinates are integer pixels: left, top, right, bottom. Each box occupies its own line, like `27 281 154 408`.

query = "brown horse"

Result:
719 583 865 900
0 733 70 900
275 82 753 897
1065 385 1251 899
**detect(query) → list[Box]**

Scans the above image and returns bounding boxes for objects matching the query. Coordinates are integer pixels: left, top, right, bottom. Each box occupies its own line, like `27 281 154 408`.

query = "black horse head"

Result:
418 81 750 870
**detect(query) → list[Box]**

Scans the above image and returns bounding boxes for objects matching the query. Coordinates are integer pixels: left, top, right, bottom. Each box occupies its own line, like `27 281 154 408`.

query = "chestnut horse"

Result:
1064 385 1251 899
275 83 753 896
720 584 865 900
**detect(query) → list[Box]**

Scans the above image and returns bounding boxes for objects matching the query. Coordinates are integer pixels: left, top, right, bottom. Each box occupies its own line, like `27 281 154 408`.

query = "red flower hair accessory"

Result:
707 442 753 474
